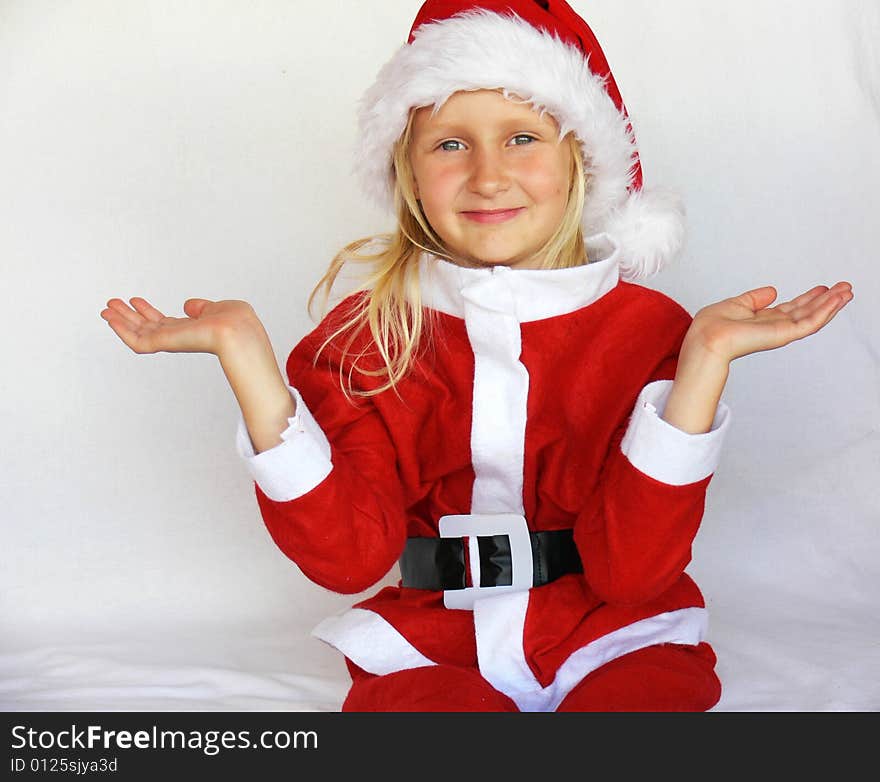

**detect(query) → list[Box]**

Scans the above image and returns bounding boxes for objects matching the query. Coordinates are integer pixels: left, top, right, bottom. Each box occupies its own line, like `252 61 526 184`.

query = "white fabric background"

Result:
1 0 877 711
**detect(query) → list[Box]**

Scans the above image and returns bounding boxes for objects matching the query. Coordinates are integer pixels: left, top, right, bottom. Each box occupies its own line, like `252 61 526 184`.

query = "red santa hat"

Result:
353 0 685 280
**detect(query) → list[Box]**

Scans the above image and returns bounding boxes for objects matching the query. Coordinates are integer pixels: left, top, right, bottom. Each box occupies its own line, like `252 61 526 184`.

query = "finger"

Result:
788 289 852 338
183 298 214 319
735 286 778 312
811 292 852 332
129 297 167 323
775 285 829 315
101 312 152 353
787 287 849 322
777 281 853 313
826 289 854 317
104 298 145 329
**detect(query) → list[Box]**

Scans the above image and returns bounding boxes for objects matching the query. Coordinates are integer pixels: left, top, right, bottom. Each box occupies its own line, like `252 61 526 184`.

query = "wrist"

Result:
662 347 730 435
679 331 732 373
216 312 273 363
217 327 296 454
216 318 286 398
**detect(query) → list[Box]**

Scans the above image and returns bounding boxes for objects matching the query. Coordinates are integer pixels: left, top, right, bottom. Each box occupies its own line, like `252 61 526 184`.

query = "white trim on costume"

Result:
235 385 332 502
419 233 620 321
462 268 529 515
474 600 708 712
312 602 708 712
621 380 731 485
311 608 437 677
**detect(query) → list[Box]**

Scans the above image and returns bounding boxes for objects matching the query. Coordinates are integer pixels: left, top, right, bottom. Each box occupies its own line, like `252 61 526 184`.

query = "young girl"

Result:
100 0 853 712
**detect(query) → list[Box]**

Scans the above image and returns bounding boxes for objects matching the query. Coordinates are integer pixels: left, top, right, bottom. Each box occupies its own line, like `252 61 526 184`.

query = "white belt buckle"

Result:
438 513 533 610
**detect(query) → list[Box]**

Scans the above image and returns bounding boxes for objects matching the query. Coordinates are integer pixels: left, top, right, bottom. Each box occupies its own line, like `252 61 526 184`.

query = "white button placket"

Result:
460 268 529 517
457 269 541 700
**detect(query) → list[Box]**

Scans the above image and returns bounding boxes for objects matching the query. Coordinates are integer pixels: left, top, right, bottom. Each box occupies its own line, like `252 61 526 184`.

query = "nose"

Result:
468 147 511 198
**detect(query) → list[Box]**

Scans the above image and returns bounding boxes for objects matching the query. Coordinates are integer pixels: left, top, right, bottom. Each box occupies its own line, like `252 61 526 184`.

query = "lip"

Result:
460 207 525 224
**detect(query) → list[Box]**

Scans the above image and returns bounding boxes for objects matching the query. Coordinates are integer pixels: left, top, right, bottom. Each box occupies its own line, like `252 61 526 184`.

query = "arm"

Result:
576 281 853 606
663 281 853 434
576 355 726 607
101 296 297 454
236 302 409 594
101 294 408 594
218 324 296 454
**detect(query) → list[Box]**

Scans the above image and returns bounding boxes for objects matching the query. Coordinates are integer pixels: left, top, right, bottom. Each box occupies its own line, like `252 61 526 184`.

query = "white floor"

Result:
3 591 877 712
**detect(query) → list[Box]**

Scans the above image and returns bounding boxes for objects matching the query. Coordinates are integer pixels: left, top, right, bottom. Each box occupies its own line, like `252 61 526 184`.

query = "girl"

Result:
100 0 853 712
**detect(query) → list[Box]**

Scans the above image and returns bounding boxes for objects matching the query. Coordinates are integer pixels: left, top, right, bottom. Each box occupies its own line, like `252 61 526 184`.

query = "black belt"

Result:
399 529 583 591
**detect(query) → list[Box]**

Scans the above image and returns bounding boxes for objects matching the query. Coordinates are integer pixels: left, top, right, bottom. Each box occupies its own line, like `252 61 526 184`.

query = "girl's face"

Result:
408 89 572 270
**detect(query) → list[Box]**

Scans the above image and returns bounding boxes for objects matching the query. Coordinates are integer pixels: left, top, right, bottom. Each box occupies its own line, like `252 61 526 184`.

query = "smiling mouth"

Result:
460 208 525 224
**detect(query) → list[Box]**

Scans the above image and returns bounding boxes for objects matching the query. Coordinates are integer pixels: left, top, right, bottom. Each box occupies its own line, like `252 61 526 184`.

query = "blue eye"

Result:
436 136 535 151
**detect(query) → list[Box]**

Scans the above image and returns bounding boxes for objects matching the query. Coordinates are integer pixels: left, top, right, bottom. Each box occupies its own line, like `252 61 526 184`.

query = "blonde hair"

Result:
308 107 588 399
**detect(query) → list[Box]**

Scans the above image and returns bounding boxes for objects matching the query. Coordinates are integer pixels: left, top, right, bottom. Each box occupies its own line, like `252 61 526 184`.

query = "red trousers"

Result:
342 642 721 712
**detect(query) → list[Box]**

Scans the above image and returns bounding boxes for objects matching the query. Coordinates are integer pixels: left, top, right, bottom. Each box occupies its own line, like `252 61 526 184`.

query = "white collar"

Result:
418 233 621 322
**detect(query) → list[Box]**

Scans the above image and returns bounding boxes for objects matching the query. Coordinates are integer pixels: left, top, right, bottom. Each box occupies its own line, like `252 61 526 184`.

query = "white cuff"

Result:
620 380 730 486
235 385 333 502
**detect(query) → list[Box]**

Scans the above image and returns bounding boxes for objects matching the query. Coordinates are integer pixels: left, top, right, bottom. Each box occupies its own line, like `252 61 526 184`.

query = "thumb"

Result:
735 286 777 312
183 298 213 318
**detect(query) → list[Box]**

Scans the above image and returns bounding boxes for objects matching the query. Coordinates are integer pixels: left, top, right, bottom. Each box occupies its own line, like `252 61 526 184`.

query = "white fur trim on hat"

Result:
354 9 685 280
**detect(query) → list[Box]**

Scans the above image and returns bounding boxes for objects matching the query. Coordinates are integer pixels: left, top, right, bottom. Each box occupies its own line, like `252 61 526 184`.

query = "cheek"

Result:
427 165 463 191
520 154 570 201
416 167 461 212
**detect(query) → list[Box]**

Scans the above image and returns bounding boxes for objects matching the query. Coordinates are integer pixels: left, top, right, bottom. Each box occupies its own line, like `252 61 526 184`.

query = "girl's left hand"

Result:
684 281 854 364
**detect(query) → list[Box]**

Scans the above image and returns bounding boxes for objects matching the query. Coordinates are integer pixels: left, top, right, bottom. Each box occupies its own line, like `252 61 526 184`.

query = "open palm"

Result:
687 281 854 363
100 297 259 356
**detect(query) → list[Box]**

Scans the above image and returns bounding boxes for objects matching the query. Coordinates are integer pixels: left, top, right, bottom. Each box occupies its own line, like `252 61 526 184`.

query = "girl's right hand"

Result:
100 297 263 357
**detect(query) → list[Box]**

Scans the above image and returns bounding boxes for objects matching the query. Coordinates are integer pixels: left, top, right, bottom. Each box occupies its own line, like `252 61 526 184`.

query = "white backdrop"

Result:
1 0 878 711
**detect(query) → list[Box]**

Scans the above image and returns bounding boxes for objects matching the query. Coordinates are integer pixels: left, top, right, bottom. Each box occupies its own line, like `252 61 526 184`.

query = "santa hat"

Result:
353 0 685 280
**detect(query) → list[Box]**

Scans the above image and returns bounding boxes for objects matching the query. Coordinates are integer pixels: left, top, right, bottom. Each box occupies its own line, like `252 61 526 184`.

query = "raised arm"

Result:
575 281 853 606
663 282 854 434
100 296 294 453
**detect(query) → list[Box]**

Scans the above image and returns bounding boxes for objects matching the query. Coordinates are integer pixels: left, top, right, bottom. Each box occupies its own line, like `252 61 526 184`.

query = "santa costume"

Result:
237 0 731 712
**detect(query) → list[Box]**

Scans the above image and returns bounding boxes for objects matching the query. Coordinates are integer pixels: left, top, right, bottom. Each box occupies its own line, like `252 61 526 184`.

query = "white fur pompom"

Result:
603 187 686 281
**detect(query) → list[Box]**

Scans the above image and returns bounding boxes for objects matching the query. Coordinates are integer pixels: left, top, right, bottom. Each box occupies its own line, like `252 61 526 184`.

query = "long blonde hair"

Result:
308 105 588 399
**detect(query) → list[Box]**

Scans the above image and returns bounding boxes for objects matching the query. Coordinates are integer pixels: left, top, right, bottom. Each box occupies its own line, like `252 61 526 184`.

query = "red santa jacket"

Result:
236 233 730 711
